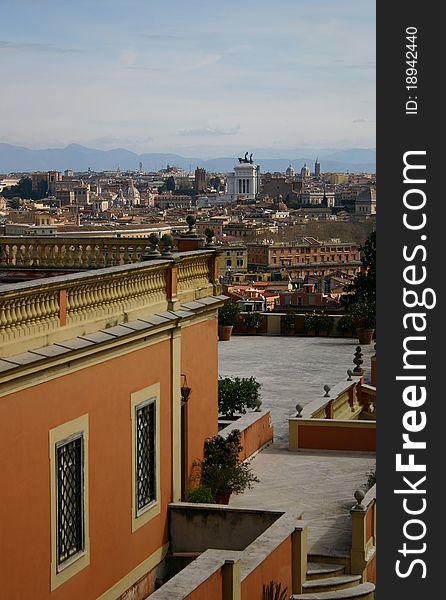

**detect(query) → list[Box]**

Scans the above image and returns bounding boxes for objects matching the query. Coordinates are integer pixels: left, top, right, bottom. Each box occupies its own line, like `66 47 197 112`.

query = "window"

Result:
49 414 89 591
131 383 161 532
56 434 85 569
135 400 157 513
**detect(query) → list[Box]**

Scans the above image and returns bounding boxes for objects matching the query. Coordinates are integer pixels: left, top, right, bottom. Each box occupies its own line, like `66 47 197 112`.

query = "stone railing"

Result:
0 250 220 358
350 485 376 581
289 377 376 452
177 254 213 296
0 236 148 269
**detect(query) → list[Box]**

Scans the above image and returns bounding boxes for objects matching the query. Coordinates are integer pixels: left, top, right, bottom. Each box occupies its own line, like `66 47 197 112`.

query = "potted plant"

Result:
218 301 240 341
317 313 334 336
304 312 334 336
200 430 259 504
281 311 296 335
243 311 262 334
303 313 317 336
218 376 262 418
336 314 356 337
349 301 376 344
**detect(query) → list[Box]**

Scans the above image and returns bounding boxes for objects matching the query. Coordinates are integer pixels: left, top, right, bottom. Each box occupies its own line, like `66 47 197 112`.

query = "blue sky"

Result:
0 0 375 157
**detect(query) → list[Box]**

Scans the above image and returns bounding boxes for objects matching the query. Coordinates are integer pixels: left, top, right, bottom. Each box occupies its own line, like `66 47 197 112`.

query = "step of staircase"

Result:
307 562 346 580
291 582 375 600
302 575 362 594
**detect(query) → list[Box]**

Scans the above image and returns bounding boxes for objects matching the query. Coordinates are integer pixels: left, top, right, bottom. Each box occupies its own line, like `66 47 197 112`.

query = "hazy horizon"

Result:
1 0 375 154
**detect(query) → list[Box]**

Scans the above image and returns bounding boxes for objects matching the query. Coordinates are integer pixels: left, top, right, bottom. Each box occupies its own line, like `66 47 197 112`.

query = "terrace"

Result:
219 335 376 558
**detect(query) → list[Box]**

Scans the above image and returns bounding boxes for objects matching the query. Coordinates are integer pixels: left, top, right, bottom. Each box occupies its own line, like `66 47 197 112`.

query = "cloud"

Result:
0 40 80 54
177 125 240 137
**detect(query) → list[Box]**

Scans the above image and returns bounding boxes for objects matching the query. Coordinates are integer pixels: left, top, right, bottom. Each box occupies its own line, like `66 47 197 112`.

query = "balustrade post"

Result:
292 524 308 594
350 490 368 577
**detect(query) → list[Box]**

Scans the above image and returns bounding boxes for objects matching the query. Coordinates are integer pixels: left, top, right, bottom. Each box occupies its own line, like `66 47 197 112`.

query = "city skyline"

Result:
1 0 375 156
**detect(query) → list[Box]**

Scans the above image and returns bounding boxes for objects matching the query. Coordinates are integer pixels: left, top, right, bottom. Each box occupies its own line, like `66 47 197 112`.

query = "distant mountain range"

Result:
0 143 376 174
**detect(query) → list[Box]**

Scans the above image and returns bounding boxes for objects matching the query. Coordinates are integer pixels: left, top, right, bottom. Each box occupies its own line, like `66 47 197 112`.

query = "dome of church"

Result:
300 164 311 178
285 164 295 177
276 201 288 211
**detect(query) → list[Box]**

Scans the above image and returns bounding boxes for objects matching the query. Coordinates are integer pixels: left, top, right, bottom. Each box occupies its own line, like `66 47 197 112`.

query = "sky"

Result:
0 0 375 157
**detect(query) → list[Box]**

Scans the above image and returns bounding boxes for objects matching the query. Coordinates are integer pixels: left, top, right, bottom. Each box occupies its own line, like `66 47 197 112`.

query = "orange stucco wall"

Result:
238 412 273 461
1 340 173 600
366 552 376 583
241 537 292 600
181 318 219 482
297 424 376 452
184 569 223 600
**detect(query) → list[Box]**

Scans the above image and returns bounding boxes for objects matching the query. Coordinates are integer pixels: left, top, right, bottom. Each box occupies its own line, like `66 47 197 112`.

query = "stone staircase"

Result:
291 560 375 599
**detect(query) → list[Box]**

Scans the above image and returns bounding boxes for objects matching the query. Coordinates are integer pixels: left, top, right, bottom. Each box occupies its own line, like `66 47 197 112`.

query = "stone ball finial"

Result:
143 233 161 259
204 228 215 246
354 488 365 509
160 234 174 257
186 215 197 233
347 369 353 381
323 384 331 397
295 403 303 418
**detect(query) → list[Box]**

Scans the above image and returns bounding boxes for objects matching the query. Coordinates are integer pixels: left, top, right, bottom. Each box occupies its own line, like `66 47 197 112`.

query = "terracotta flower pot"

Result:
218 325 233 341
356 327 375 344
215 490 232 504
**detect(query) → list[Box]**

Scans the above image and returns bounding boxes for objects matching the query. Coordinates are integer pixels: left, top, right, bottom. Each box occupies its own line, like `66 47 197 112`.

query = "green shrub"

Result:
366 468 376 490
243 311 262 329
281 311 296 331
218 302 240 326
337 314 356 335
218 376 262 417
349 302 376 329
185 486 216 503
200 430 259 496
304 312 334 333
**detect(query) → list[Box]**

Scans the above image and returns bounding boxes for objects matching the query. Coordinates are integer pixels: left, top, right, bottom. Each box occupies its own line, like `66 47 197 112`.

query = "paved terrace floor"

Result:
219 335 376 443
218 335 376 556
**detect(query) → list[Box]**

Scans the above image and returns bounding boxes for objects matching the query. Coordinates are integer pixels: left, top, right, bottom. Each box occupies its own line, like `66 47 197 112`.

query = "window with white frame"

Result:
135 399 157 514
55 433 85 570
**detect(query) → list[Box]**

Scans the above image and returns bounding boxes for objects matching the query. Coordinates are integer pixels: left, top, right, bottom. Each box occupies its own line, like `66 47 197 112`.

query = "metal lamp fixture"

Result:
180 374 192 403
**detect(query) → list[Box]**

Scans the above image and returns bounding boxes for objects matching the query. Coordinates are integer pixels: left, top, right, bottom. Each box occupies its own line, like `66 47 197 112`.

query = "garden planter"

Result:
247 328 258 335
306 329 316 336
218 325 233 341
215 490 232 504
356 327 375 344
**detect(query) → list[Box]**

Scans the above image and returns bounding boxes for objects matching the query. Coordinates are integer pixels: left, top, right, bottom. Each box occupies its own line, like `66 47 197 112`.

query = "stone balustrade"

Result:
0 250 220 358
289 378 376 452
0 236 148 270
350 485 376 580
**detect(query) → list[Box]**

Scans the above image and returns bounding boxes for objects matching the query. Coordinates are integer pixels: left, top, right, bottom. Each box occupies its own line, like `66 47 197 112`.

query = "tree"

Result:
2 177 33 200
218 376 262 417
2 176 48 201
341 230 376 308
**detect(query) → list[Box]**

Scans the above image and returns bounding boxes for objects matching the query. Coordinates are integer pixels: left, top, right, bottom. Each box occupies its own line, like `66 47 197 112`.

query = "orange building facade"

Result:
0 250 223 599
